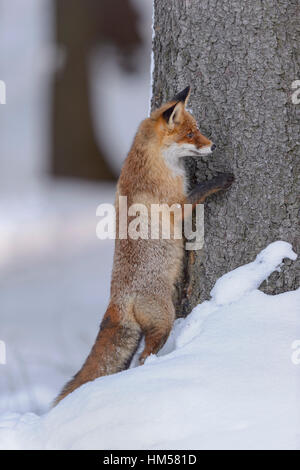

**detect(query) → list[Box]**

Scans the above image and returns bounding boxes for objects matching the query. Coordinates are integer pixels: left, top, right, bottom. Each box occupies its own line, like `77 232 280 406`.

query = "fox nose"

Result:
211 144 217 151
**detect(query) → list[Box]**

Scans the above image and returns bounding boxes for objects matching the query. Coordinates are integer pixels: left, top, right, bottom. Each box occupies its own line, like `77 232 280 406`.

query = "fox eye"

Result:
187 132 194 139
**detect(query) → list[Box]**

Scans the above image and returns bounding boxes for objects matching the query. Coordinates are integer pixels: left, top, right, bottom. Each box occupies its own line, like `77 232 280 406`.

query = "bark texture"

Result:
152 0 300 315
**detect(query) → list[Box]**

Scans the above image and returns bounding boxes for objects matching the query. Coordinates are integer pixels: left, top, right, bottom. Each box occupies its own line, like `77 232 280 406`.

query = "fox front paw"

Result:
217 172 235 190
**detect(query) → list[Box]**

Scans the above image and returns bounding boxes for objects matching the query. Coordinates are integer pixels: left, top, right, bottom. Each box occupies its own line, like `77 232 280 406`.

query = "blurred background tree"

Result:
52 0 142 180
151 0 300 315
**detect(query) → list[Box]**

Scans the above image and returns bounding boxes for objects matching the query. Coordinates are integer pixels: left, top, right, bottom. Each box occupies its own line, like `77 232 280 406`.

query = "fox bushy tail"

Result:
54 304 141 405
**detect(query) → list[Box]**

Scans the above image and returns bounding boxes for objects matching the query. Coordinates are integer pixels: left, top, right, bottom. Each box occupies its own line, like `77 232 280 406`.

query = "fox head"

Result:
151 86 215 161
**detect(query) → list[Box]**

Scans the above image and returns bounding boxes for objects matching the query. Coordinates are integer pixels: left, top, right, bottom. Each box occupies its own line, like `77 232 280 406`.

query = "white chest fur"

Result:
162 143 194 194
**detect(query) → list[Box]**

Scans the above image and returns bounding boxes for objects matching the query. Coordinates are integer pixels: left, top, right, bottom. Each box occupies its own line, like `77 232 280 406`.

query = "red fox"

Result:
54 86 234 404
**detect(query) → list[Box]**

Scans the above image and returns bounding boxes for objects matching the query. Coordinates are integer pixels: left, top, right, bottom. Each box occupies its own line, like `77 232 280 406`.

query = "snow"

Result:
0 241 299 450
211 241 298 306
0 181 115 415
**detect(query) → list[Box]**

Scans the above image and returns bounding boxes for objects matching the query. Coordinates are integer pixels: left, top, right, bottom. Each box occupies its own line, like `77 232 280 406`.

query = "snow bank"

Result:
0 241 299 450
211 241 297 305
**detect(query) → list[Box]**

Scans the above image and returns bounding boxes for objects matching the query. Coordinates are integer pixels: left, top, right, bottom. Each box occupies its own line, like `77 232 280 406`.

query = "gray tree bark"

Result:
51 0 141 181
151 0 300 315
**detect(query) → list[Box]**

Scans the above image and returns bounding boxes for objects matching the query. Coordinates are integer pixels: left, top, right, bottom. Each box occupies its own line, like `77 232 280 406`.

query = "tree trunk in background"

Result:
52 0 115 181
51 0 142 181
151 0 300 315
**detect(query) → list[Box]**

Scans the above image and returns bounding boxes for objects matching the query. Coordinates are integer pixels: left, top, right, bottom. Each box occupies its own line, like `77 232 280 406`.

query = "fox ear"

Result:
173 85 191 106
162 102 183 128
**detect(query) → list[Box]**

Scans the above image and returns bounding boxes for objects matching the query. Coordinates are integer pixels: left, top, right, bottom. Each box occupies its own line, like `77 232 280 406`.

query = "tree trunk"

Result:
51 0 115 181
51 0 142 181
151 0 300 315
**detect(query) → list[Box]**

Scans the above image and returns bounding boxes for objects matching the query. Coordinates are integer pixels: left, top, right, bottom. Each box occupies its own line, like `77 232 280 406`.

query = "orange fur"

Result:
54 87 233 405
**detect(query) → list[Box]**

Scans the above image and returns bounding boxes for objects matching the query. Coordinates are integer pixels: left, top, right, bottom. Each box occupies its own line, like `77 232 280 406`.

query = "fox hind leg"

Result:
134 295 175 365
139 326 171 365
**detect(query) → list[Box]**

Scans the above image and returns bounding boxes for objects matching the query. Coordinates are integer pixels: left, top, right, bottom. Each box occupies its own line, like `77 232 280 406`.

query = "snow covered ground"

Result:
0 241 299 450
0 180 115 415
